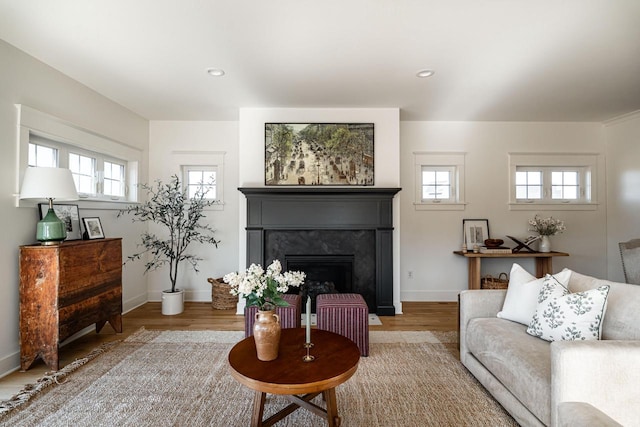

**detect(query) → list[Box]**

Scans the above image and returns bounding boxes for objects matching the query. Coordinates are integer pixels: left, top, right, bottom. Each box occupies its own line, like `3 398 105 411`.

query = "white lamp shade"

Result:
20 167 79 201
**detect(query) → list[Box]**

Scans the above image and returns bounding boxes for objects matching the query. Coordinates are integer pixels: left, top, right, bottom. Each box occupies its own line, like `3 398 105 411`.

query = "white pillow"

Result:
526 276 610 342
497 264 572 325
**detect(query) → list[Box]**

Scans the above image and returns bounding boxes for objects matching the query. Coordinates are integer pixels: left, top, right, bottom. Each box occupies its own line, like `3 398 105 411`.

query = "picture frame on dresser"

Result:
38 203 82 241
83 217 105 239
463 219 490 250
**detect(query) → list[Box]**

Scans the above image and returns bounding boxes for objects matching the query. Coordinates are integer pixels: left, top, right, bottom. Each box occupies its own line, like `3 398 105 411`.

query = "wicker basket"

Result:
481 272 509 289
207 277 237 310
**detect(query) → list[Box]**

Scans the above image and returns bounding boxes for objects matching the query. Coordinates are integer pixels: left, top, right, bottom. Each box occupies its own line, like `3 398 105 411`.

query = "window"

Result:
509 153 598 210
69 152 96 195
421 166 454 201
104 161 126 197
16 105 142 208
28 141 57 167
173 150 225 210
414 152 466 211
184 166 217 200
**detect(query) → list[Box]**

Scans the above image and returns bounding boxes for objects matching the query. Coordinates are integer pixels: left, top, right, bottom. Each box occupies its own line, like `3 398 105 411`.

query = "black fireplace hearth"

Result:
240 187 400 315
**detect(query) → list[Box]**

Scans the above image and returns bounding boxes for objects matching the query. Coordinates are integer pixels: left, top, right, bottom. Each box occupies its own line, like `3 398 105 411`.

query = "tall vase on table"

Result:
539 235 551 253
253 310 281 361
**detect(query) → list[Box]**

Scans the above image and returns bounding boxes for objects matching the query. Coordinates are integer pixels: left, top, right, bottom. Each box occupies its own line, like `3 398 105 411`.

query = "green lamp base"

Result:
37 208 67 245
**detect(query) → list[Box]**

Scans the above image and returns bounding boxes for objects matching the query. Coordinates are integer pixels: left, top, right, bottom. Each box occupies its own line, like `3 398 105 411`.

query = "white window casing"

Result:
413 152 466 211
508 152 598 211
172 151 225 211
15 105 142 208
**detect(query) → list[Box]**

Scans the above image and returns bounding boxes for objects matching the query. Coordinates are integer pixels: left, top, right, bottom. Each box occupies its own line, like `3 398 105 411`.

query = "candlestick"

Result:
305 296 311 344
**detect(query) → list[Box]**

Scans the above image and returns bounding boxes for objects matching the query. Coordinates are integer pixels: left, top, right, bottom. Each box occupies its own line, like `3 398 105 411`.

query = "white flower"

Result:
528 215 566 236
223 260 306 309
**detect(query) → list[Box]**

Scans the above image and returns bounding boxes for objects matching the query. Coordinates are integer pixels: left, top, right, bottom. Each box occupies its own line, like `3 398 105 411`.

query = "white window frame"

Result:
414 152 466 211
183 165 218 201
508 152 598 211
172 151 225 211
15 105 142 208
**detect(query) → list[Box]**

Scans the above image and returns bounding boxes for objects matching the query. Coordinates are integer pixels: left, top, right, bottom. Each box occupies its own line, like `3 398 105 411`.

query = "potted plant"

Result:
224 260 305 360
118 175 220 315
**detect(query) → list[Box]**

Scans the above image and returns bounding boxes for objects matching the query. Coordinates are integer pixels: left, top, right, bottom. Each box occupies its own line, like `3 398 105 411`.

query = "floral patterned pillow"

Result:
526 275 610 342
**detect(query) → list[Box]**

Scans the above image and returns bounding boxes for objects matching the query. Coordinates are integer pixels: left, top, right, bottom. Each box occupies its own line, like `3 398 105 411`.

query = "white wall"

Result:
0 39 149 377
604 113 640 282
238 108 403 312
147 121 240 301
400 121 607 301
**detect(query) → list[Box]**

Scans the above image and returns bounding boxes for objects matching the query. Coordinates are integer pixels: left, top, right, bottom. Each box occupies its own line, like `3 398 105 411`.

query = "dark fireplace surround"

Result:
239 187 401 315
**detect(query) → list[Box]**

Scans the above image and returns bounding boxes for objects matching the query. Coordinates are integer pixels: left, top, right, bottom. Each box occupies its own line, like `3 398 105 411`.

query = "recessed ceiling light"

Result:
416 69 435 78
207 68 225 77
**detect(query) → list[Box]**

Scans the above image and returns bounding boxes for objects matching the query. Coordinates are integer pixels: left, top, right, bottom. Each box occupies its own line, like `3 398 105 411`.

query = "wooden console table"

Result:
19 238 123 370
453 250 569 290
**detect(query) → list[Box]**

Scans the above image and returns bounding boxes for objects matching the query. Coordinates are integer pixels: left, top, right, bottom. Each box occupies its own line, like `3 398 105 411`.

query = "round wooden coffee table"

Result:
228 328 360 427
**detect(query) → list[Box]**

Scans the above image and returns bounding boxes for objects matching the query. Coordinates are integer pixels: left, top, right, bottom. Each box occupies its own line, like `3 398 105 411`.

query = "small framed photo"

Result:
39 203 82 241
82 217 105 240
463 219 490 250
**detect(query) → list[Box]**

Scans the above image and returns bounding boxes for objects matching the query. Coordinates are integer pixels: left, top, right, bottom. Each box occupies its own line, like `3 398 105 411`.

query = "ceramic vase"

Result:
539 235 551 253
253 309 281 361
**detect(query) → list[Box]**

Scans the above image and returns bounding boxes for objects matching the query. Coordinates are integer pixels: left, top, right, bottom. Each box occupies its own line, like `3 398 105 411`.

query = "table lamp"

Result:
20 167 79 245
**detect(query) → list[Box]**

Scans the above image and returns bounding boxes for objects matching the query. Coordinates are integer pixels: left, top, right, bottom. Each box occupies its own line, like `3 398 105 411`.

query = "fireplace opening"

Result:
285 255 354 313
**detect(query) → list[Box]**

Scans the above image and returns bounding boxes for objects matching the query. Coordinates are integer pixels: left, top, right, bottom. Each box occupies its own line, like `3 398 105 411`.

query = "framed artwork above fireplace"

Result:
265 123 374 186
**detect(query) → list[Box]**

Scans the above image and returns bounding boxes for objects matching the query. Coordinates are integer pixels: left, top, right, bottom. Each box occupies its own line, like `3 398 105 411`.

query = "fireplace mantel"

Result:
239 187 401 315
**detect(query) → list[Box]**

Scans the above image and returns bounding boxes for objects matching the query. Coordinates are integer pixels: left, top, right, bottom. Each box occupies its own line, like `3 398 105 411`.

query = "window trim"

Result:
508 152 598 211
15 104 142 208
413 152 466 211
172 151 225 211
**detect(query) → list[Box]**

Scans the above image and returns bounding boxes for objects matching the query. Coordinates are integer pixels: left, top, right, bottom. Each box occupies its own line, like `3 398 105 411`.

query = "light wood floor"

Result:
0 301 457 401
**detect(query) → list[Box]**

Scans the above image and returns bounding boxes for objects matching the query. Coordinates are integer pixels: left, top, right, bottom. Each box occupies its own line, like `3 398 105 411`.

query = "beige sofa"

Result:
459 271 640 426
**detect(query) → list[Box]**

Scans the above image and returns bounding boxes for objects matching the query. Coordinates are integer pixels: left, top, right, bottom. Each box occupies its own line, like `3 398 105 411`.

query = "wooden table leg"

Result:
535 257 553 278
323 388 341 427
251 391 266 427
468 257 482 290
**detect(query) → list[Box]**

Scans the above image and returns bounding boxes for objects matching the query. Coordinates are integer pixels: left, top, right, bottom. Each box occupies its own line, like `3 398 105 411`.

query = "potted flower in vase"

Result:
528 215 566 252
118 175 220 315
224 260 305 361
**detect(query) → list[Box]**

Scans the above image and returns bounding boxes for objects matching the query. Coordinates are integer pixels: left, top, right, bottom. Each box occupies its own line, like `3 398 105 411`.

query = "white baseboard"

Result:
0 350 19 380
400 290 462 302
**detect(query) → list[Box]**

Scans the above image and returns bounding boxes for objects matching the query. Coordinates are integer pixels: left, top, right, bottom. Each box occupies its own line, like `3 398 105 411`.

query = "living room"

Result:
0 1 639 424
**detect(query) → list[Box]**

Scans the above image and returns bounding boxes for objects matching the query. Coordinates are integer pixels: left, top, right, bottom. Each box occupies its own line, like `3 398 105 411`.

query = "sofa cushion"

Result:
527 276 610 342
497 264 572 326
466 317 551 425
568 272 640 340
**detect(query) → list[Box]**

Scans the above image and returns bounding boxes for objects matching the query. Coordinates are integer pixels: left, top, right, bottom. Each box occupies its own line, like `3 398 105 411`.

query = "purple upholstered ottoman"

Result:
244 294 302 338
316 293 369 356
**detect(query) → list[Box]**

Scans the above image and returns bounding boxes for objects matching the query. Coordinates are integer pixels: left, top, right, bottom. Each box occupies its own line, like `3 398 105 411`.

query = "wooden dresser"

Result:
19 238 123 371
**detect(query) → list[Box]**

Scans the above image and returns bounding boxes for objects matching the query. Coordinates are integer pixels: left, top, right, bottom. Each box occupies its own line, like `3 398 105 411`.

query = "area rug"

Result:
0 329 516 426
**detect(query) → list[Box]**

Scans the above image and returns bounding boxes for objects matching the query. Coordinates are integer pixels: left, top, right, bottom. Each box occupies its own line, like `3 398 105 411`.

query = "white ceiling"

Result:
1 0 639 122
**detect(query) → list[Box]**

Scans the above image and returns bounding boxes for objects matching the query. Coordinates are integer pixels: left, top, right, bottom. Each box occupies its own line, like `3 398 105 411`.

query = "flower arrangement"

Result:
223 260 306 310
528 215 566 236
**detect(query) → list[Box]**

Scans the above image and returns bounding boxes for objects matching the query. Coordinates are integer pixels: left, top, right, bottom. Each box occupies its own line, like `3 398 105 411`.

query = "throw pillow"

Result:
526 276 610 342
497 264 572 325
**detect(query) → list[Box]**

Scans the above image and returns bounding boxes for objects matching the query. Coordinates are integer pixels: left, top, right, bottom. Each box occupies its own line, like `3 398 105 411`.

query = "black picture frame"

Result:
462 219 490 250
265 123 374 186
82 217 105 240
38 203 82 241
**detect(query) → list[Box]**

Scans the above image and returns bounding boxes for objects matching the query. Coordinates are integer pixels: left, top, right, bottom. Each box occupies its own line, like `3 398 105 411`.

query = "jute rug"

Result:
0 329 517 426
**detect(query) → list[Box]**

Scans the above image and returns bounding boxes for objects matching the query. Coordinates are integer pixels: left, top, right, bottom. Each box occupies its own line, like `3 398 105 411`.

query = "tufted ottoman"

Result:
316 293 369 356
244 294 302 338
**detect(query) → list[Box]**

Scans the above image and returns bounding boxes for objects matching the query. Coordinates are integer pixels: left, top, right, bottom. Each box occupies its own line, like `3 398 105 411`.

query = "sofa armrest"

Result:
551 340 640 427
458 290 506 362
557 402 623 427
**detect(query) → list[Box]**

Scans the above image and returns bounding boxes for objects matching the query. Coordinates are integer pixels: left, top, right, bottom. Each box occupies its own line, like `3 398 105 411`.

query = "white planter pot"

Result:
162 289 184 315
